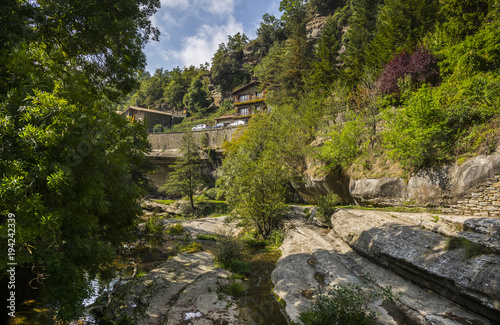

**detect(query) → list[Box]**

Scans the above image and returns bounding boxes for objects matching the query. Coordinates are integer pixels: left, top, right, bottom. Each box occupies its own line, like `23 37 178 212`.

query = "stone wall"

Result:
148 127 242 151
444 174 500 217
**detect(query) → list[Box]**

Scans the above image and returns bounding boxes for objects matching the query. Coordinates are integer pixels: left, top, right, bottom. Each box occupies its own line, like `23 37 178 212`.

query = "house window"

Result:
256 92 264 99
240 108 249 115
239 94 249 102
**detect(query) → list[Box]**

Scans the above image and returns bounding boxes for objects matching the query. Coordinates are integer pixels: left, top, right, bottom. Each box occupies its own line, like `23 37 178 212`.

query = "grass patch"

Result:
181 241 203 253
300 280 397 325
165 223 185 236
339 205 442 214
431 215 439 223
213 232 251 275
444 237 492 259
153 199 175 205
196 234 218 241
219 280 245 296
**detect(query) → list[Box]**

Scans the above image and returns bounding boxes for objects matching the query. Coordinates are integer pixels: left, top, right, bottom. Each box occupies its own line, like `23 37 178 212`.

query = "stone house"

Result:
121 106 184 132
215 76 266 124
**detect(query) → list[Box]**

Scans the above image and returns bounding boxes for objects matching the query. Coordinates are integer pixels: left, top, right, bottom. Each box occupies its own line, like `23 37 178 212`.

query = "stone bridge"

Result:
148 127 242 151
146 127 242 190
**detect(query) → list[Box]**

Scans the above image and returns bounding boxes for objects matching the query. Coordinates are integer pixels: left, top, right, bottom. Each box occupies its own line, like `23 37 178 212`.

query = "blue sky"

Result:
144 0 282 73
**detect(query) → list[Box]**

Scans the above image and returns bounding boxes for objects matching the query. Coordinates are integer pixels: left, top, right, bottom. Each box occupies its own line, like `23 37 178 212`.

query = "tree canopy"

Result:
0 0 159 320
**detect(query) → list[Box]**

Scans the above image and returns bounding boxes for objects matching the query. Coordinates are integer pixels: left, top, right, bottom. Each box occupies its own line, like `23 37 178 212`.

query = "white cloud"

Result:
170 16 243 68
160 0 190 10
197 0 235 16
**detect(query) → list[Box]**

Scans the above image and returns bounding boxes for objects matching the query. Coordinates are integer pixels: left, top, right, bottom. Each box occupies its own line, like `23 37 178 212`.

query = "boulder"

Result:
330 209 500 323
449 155 500 197
349 177 407 206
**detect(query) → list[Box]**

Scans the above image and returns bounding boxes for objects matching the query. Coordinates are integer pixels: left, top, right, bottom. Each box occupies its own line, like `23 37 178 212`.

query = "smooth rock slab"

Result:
330 209 500 323
272 207 492 324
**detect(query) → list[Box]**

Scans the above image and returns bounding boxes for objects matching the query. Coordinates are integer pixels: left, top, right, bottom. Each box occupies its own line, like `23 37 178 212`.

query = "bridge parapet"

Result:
148 127 243 151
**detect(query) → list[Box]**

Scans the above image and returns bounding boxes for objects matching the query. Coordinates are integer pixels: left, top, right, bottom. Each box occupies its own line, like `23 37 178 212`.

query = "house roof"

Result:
230 79 260 95
122 106 173 116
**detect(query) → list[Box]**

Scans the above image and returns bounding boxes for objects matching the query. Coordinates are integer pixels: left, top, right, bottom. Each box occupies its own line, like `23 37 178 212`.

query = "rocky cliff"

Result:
272 206 500 324
350 154 500 210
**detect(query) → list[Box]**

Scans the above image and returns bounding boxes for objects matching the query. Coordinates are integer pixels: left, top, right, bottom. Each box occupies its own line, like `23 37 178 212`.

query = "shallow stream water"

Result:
1 234 287 324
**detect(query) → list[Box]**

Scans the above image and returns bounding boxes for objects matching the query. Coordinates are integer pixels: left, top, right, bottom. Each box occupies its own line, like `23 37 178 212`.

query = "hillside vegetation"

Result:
130 0 499 175
130 0 500 239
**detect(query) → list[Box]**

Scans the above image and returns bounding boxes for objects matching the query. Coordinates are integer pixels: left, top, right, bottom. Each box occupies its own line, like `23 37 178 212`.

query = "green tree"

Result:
227 32 249 51
183 78 213 114
218 115 290 238
341 0 383 82
211 54 250 94
255 0 311 96
435 0 489 46
163 66 201 110
256 14 286 52
161 132 205 211
367 0 438 69
307 0 346 15
309 16 343 89
0 0 159 320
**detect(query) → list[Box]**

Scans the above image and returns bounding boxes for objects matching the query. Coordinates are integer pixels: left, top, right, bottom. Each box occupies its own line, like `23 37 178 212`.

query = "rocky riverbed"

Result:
90 215 287 325
91 202 500 324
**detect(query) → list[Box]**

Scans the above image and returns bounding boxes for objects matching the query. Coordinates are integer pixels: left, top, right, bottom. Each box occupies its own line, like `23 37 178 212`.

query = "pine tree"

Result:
161 132 205 211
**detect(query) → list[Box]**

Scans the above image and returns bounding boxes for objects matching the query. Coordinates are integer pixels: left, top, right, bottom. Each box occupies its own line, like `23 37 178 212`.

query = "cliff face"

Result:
349 154 500 212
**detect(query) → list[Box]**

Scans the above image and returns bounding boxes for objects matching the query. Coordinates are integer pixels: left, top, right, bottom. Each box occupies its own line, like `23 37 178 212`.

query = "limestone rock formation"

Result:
292 157 353 204
242 42 264 67
349 154 500 208
330 209 500 323
306 15 329 40
272 206 499 324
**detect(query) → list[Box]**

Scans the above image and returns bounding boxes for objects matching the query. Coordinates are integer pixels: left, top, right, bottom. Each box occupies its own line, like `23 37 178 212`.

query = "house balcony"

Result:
233 95 266 106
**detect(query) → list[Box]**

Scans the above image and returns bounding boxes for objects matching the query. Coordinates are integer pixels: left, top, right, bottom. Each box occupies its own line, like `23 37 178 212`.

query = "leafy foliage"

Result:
183 78 213 114
315 193 340 225
377 48 440 96
0 1 159 320
300 280 397 325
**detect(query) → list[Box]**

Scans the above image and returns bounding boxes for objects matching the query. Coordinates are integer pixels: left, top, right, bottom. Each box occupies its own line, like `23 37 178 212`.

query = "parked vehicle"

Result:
191 124 210 131
212 122 228 129
229 120 246 127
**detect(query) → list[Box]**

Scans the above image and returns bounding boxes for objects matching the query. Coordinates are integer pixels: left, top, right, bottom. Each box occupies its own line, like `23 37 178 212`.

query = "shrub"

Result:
153 124 166 133
378 48 439 97
165 223 185 236
266 229 285 248
227 259 251 275
145 214 164 235
300 281 396 325
241 232 267 248
196 234 218 241
181 241 203 253
315 193 340 225
213 232 250 275
213 233 243 267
